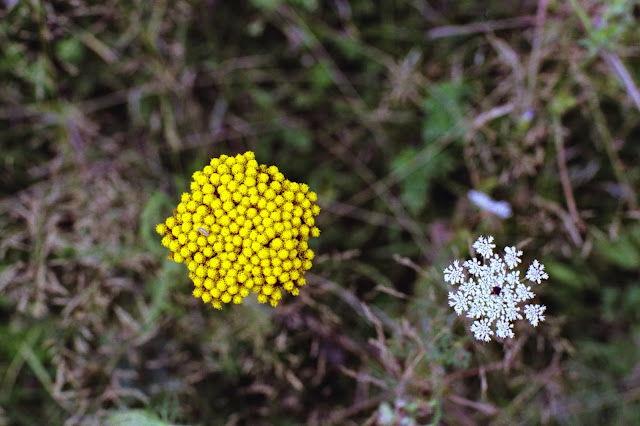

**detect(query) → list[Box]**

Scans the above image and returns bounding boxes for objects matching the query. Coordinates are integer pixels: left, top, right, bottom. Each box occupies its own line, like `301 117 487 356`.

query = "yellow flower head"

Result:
157 151 321 309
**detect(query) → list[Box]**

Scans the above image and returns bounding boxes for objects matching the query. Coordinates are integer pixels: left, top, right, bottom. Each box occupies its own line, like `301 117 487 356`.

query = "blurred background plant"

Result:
1 0 640 424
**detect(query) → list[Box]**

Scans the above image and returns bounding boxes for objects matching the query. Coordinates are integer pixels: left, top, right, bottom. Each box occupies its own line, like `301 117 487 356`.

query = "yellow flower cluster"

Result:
156 151 320 309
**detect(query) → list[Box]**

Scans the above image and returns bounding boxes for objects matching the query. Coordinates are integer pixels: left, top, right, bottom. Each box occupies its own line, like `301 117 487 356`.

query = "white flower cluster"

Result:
444 236 548 342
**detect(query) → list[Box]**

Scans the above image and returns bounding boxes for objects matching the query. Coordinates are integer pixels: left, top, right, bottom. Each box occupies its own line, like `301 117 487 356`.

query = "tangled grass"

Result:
1 0 640 424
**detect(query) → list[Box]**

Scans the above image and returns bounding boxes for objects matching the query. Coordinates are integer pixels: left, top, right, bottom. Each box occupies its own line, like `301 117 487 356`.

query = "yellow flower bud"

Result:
231 163 243 175
196 266 206 278
270 182 282 193
156 223 168 235
180 247 191 259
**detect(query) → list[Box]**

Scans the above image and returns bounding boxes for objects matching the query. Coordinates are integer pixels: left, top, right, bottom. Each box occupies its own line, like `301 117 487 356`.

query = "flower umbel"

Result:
445 236 548 342
156 151 320 309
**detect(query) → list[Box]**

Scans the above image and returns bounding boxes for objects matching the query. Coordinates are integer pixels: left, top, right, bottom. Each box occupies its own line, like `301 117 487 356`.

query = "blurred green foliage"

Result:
1 0 640 425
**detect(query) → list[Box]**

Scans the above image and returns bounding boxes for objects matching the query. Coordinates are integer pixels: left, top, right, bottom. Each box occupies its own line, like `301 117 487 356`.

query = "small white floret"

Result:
470 318 494 342
524 304 546 327
526 260 549 284
503 246 523 269
443 260 465 284
472 235 496 259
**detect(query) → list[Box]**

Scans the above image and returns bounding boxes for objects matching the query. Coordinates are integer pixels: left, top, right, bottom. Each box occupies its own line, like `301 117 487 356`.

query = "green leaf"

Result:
544 261 583 288
140 190 174 257
106 410 179 426
549 90 578 116
22 57 56 100
249 0 281 12
392 147 429 215
308 61 333 90
422 82 471 143
281 124 312 151
287 0 318 11
594 234 640 270
392 147 453 216
0 42 26 72
54 37 85 65
334 37 362 60
251 88 275 110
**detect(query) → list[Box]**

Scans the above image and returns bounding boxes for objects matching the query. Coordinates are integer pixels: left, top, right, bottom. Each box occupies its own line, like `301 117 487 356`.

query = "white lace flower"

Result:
448 291 470 315
503 246 523 269
466 300 486 319
495 319 515 339
524 304 546 327
472 235 495 259
514 283 534 302
505 270 520 286
526 260 549 284
470 318 494 342
463 258 483 275
458 278 477 295
444 260 465 284
503 303 522 322
444 236 549 342
488 254 506 278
